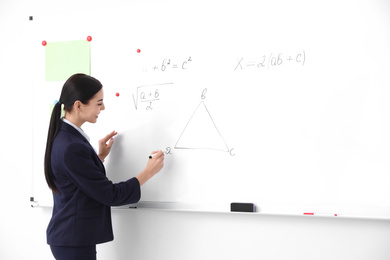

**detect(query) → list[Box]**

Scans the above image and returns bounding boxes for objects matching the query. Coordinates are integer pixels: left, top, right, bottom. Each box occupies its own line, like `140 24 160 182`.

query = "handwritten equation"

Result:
234 51 306 71
132 83 173 110
142 56 193 72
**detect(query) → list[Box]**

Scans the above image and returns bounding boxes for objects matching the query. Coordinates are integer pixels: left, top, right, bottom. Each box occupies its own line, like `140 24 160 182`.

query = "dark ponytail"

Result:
44 73 103 193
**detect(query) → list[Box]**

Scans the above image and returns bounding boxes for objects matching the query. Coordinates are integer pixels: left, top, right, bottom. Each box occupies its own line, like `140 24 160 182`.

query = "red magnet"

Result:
115 92 120 97
87 36 92 42
137 49 141 53
42 40 47 46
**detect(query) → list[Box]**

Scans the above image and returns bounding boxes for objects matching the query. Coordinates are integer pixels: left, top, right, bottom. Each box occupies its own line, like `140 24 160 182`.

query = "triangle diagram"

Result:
175 101 229 152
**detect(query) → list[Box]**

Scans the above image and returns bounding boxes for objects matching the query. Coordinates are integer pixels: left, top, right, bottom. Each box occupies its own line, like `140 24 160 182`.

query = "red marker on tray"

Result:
304 213 338 216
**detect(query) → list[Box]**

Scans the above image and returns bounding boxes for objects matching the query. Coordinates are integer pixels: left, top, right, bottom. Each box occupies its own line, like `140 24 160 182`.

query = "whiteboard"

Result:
31 0 390 218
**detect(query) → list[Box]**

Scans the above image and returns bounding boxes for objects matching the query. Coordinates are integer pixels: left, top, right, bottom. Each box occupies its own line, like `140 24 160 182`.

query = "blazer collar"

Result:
59 121 106 171
62 118 90 142
60 120 90 143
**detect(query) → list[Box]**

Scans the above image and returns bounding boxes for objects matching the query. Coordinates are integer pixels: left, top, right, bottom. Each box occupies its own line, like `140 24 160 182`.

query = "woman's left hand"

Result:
98 130 118 162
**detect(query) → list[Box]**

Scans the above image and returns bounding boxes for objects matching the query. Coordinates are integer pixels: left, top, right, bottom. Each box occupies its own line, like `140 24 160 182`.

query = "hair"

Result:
44 73 103 193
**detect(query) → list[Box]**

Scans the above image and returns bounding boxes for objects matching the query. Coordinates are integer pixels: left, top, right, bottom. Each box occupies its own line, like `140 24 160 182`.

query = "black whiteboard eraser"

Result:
230 202 255 213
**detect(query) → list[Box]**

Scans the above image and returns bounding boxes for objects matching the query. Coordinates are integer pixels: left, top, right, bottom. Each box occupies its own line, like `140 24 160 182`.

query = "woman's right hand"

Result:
136 150 165 186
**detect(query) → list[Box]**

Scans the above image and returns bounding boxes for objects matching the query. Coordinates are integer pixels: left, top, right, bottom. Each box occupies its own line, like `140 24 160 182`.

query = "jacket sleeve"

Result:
63 142 141 206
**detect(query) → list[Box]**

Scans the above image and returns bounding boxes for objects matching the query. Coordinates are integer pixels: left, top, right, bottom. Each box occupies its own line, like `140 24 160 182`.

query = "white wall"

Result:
1 1 390 259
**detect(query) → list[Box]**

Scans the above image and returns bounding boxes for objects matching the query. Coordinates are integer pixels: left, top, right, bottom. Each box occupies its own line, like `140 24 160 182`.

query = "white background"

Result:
1 0 390 259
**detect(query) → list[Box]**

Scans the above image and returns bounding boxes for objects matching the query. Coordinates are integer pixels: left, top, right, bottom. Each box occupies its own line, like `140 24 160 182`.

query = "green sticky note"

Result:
45 40 90 81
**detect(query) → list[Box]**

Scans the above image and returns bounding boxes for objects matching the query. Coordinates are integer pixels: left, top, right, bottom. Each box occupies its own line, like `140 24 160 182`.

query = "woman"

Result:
44 73 164 260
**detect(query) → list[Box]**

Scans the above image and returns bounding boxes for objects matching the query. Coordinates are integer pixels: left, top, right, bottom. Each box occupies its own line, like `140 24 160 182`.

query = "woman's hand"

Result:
136 150 165 186
98 131 118 162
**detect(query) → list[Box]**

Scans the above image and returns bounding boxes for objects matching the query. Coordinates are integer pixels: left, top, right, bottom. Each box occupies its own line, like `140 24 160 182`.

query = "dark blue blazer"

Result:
47 122 141 246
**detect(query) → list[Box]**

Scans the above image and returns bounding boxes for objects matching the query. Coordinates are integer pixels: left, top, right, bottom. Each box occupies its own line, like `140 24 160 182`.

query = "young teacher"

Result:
44 73 165 260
